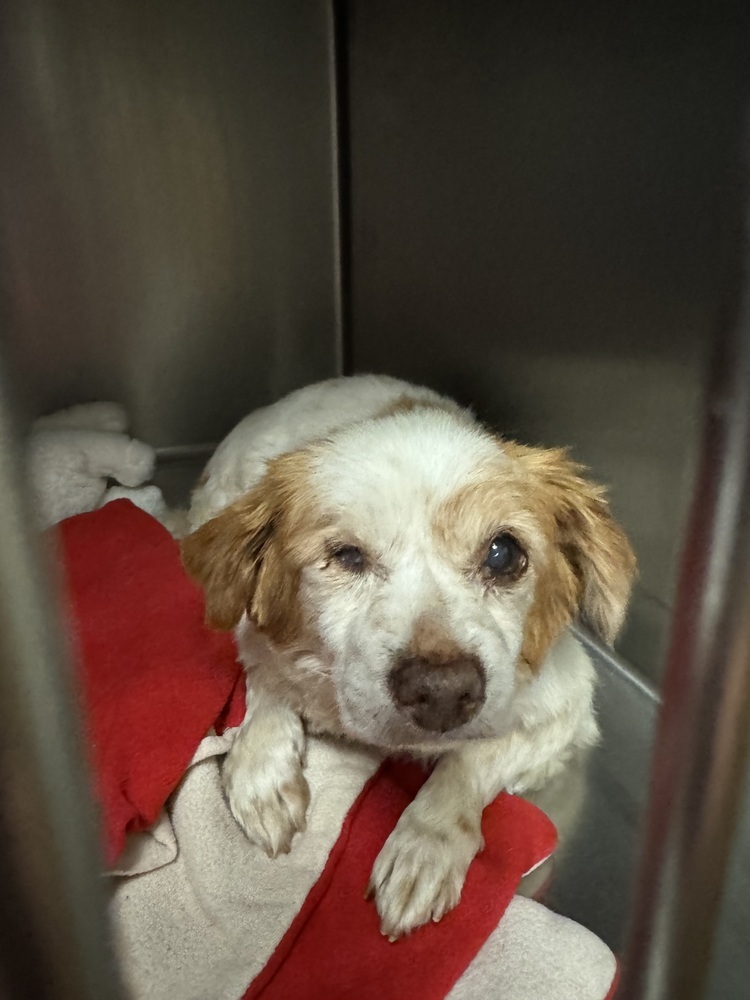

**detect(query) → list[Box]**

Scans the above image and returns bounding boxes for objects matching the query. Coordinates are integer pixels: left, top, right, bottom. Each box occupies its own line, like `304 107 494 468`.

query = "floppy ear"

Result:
515 446 637 645
181 450 315 641
180 488 277 631
541 452 636 644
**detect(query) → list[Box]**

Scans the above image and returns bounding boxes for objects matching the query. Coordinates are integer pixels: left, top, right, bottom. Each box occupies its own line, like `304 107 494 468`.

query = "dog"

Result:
182 374 636 940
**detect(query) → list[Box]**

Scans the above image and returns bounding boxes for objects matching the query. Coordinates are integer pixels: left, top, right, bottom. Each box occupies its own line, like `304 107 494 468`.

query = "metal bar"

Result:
619 158 750 997
154 443 216 461
0 359 123 999
328 0 354 376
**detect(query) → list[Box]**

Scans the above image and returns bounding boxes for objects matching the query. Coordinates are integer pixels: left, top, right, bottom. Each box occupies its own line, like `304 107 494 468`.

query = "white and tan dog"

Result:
182 375 636 939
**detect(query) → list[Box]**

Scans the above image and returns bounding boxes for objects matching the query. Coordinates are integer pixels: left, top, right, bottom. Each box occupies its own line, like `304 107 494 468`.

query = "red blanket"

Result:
59 499 243 864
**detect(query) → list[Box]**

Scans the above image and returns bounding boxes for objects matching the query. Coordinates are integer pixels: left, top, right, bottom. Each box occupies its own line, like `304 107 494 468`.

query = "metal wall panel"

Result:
0 357 123 999
0 0 342 447
346 0 748 682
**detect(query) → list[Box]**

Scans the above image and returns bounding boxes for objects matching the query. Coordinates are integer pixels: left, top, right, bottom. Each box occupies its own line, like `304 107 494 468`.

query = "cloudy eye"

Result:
331 544 366 573
483 533 527 579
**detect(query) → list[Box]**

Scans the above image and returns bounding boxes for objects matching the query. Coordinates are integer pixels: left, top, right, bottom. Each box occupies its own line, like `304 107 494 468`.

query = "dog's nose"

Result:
388 655 486 733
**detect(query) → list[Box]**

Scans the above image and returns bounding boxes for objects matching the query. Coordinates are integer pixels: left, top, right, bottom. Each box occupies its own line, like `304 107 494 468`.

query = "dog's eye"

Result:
331 545 366 573
483 533 527 579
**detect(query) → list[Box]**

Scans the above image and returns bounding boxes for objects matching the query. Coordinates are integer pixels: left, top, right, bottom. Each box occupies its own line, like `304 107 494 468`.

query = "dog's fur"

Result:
182 375 636 939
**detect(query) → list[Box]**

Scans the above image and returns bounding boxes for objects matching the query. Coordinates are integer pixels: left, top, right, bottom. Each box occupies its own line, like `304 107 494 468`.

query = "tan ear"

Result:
180 490 277 631
513 446 637 645
181 450 315 642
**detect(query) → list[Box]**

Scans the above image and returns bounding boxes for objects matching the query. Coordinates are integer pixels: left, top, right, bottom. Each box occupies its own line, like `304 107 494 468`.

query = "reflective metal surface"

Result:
520 631 658 952
0 360 122 999
0 0 342 445
619 187 750 999
707 755 750 1000
345 0 750 684
2 3 750 997
526 634 750 1000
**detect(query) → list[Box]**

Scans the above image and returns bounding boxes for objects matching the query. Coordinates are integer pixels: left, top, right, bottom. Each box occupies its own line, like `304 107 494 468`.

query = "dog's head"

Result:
182 409 635 750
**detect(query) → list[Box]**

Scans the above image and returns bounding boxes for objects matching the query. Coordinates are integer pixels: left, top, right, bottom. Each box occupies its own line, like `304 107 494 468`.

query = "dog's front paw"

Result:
368 804 483 940
222 742 310 858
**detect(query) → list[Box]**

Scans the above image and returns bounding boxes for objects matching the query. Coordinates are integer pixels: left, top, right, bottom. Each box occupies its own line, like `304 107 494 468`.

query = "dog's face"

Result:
182 410 635 751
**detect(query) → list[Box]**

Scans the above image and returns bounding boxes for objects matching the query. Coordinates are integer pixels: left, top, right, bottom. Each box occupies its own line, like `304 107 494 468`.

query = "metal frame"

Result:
620 183 750 997
0 360 123 1000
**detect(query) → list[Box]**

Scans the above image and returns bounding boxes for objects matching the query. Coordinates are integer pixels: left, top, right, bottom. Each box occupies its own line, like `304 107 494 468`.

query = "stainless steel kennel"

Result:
1 2 749 997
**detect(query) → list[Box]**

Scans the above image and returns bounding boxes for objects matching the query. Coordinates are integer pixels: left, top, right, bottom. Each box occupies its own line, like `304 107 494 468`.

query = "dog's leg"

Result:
371 710 597 939
223 686 309 857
